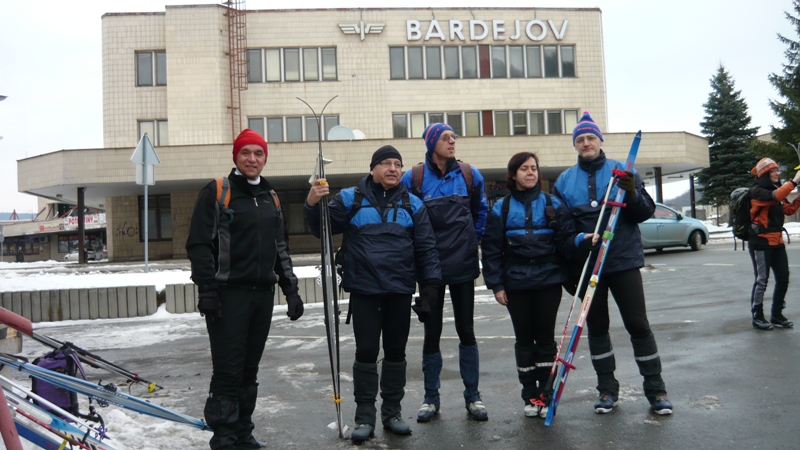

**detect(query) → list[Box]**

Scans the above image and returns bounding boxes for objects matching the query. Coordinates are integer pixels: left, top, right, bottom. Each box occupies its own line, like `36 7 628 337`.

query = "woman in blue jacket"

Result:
481 151 594 419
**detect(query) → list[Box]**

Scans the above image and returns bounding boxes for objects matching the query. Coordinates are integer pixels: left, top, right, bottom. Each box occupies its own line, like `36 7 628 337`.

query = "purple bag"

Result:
31 347 85 417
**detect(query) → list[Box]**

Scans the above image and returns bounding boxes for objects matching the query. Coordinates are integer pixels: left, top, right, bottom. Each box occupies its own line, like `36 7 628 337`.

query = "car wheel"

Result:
689 230 702 251
655 248 663 253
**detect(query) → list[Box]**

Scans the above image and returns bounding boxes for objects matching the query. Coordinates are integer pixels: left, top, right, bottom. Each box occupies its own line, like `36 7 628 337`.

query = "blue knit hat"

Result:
423 122 454 155
572 111 604 144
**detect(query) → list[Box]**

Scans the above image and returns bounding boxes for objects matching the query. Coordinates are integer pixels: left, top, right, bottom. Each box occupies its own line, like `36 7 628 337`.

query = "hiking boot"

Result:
771 312 794 328
235 437 266 449
466 401 488 421
350 424 374 444
752 317 774 330
594 393 618 414
649 394 673 415
382 415 411 435
417 403 439 423
524 404 548 419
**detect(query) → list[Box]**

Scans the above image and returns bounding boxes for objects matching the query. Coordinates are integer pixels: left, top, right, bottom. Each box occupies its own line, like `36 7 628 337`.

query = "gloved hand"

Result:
412 281 439 323
616 170 636 197
197 285 222 321
792 170 800 185
286 292 304 321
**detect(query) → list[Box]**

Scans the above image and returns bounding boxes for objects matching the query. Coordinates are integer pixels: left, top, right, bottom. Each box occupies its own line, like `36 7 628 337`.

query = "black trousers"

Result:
506 285 562 353
350 293 411 364
423 281 476 354
576 268 652 339
206 285 274 398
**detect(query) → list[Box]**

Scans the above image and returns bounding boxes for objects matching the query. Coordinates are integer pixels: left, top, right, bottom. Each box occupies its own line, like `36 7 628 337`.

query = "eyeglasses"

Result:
440 133 458 142
378 161 404 169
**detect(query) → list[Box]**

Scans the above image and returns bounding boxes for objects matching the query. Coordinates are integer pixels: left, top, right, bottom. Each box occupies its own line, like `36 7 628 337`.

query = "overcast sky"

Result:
0 0 795 213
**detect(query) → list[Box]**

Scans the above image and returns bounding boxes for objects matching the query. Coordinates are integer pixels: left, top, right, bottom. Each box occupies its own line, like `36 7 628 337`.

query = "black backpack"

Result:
729 187 753 251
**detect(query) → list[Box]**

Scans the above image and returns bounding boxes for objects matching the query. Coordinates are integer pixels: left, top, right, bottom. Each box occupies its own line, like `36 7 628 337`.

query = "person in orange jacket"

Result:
748 157 800 330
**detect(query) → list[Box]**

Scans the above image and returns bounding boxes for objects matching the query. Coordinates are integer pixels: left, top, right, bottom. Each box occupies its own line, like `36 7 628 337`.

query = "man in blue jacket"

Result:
553 112 672 416
401 123 490 422
306 145 441 444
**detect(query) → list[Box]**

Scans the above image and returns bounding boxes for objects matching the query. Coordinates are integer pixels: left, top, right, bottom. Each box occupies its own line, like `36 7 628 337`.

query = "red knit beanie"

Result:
751 157 778 178
233 129 268 163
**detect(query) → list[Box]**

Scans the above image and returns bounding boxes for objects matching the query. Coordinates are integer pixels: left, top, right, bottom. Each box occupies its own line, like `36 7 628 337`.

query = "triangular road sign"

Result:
130 133 161 165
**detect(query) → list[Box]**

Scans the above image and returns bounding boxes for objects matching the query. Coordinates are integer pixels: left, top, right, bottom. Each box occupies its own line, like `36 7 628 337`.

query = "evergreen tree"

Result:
765 0 800 169
695 65 759 210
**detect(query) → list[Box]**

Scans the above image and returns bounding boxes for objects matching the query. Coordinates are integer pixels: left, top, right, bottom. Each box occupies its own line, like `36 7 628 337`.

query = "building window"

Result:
250 115 340 142
491 46 507 79
509 46 524 78
136 51 166 86
139 195 172 242
527 46 542 78
561 46 576 77
547 111 562 134
426 46 441 79
462 46 478 79
447 112 463 136
408 47 424 79
428 112 444 125
392 109 575 137
390 47 405 80
564 109 579 131
494 111 510 135
247 47 337 83
411 113 425 138
530 111 545 135
138 120 168 146
393 114 407 138
465 112 481 136
512 111 527 135
543 46 559 78
444 47 459 79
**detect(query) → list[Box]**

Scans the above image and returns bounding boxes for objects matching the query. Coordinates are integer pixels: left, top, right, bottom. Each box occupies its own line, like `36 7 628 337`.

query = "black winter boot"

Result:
588 334 619 397
753 306 774 330
514 343 538 405
235 383 265 449
380 360 411 435
205 394 239 450
771 306 794 328
631 333 667 402
352 362 378 444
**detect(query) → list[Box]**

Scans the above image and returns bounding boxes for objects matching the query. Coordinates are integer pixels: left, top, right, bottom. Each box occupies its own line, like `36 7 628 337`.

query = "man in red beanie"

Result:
187 128 304 450
748 157 800 330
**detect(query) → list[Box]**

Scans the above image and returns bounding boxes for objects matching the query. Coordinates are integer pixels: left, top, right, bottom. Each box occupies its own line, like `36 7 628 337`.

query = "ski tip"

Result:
635 130 642 137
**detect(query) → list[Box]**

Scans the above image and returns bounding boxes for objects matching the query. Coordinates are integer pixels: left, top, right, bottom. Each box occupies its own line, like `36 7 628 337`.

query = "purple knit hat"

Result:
423 122 454 155
572 111 604 144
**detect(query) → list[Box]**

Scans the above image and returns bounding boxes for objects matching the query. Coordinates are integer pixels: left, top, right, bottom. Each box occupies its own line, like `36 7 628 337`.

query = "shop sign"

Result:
39 223 65 233
63 214 107 231
407 19 568 42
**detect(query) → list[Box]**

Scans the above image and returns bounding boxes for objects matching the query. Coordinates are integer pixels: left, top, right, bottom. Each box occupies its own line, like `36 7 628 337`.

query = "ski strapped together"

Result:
543 131 642 426
297 96 345 438
0 354 210 431
0 306 162 393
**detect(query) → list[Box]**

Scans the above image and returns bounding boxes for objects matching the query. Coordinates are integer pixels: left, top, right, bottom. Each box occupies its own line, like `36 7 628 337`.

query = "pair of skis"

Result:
298 97 345 438
542 131 642 426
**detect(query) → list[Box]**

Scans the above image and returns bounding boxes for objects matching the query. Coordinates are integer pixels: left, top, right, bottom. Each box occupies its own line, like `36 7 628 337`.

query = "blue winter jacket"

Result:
481 187 579 293
305 176 441 296
400 157 489 284
552 151 655 275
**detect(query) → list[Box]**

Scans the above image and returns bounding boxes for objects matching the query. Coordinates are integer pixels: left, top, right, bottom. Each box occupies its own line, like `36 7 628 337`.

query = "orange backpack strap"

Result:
458 161 474 195
269 190 281 210
214 177 232 209
411 164 425 198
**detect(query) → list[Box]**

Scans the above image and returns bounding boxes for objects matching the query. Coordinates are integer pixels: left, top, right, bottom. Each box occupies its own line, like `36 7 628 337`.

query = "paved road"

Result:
6 241 800 449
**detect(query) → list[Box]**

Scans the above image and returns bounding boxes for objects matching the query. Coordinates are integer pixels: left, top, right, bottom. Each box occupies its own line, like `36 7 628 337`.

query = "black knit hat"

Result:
370 145 403 169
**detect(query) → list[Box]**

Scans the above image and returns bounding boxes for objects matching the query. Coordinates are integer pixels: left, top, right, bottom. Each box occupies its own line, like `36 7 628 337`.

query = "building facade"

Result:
14 5 708 261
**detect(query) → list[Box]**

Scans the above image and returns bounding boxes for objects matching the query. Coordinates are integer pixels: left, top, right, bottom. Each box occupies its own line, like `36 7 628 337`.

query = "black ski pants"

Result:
206 285 274 398
505 285 562 354
749 245 790 312
575 268 652 339
423 281 476 354
350 293 411 364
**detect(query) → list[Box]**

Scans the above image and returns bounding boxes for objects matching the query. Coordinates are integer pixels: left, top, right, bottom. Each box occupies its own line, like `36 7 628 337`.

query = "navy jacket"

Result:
186 169 299 294
305 176 441 296
481 187 578 293
400 157 488 284
553 151 654 275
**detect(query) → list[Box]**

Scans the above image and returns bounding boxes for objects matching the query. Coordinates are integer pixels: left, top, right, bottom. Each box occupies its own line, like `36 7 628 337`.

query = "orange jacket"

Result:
750 180 800 247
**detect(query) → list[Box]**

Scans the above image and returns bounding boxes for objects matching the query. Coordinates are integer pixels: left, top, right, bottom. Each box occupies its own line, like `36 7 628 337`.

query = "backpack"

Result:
31 346 101 422
212 177 281 234
500 193 559 264
729 187 753 251
410 161 474 199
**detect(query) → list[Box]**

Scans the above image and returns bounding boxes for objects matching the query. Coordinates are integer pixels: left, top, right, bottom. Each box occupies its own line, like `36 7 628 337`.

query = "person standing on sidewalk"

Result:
748 157 800 330
186 129 305 450
481 151 595 419
553 112 672 416
401 123 490 423
305 145 441 444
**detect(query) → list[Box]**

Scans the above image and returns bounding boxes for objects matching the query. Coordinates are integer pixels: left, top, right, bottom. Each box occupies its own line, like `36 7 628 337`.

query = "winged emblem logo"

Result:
339 21 385 41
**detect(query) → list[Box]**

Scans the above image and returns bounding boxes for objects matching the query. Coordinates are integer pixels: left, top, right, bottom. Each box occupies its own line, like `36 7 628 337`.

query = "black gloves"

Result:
616 171 636 197
412 281 440 323
197 285 222 321
286 292 304 321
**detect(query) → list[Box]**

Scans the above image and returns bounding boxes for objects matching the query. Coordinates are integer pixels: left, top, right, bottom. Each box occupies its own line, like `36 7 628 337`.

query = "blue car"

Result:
639 203 709 252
